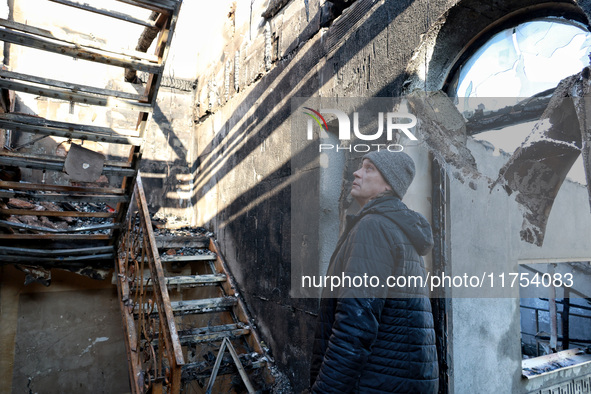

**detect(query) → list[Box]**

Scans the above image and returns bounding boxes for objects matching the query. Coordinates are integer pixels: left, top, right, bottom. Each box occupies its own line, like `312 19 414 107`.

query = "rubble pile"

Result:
150 215 215 259
154 226 214 238
160 246 216 259
151 212 214 238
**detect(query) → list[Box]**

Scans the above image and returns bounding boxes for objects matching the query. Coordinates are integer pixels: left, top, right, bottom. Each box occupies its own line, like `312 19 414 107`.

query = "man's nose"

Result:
353 169 361 178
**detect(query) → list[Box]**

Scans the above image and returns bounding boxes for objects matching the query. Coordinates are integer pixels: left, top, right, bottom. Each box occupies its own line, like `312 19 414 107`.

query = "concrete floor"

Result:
1 266 130 394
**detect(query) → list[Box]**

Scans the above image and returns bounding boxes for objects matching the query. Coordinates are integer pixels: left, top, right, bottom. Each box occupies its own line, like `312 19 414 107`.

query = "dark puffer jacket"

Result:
310 194 438 393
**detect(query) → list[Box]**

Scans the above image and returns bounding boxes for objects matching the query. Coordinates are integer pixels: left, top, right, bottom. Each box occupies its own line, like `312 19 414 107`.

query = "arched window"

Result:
448 18 591 99
447 17 591 183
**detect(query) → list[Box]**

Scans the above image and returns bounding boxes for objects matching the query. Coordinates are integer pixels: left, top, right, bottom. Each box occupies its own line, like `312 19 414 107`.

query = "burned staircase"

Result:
0 1 276 392
117 176 275 392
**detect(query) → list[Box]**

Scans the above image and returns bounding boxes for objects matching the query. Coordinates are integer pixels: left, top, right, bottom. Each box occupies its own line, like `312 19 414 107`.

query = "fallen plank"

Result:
150 324 250 346
0 208 116 218
160 254 217 262
466 95 552 135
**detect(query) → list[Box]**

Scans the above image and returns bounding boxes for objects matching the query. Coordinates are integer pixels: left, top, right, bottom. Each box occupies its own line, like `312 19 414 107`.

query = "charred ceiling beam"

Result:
465 93 552 135
125 11 160 83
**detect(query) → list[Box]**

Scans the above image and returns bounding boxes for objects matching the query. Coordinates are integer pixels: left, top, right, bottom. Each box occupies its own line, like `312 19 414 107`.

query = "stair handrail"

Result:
116 172 184 393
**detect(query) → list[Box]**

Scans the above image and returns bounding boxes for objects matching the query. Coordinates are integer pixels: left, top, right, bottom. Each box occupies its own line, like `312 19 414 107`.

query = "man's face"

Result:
351 159 391 207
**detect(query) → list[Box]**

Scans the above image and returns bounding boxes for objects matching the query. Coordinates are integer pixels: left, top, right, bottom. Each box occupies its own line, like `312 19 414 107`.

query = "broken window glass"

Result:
449 18 591 101
448 18 590 182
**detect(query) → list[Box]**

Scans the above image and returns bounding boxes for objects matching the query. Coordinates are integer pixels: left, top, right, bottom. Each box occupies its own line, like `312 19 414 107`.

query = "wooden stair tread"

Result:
178 328 250 345
161 254 216 262
155 235 210 248
137 274 226 287
0 208 116 218
147 324 250 346
137 297 237 316
170 297 237 314
181 357 265 382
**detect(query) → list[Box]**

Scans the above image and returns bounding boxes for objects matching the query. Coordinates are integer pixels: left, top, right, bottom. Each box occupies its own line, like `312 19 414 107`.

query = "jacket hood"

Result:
359 195 434 256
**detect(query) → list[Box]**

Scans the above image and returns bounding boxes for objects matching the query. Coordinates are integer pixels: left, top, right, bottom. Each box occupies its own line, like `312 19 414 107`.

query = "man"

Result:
309 150 438 393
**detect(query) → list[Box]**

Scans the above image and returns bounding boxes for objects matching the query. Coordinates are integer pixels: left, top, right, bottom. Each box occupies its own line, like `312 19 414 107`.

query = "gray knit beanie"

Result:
363 150 415 199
